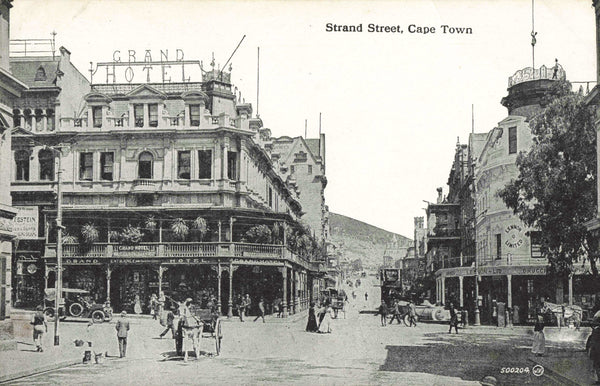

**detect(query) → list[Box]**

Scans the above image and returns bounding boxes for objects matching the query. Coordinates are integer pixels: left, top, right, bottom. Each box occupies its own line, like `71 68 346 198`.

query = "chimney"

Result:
436 187 443 204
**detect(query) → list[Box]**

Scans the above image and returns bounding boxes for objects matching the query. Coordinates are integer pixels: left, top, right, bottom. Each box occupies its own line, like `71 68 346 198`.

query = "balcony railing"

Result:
49 242 292 260
165 242 218 257
234 243 283 258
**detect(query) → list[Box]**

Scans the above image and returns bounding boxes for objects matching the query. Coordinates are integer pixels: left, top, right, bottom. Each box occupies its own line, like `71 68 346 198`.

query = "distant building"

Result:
270 135 327 242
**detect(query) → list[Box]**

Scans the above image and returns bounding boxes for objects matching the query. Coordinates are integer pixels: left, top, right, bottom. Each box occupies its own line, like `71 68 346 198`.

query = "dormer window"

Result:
190 105 200 126
92 106 102 128
148 104 158 127
34 66 46 81
134 104 144 127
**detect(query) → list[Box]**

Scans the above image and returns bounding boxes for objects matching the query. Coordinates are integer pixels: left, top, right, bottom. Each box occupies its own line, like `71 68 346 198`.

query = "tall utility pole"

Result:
53 147 63 345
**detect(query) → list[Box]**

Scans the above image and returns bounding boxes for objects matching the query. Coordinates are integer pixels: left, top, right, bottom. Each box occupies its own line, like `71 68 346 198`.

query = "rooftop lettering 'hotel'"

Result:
9 39 332 317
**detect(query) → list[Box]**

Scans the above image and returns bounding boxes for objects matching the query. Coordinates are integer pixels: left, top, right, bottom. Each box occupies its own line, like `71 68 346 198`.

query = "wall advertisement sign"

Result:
13 206 38 239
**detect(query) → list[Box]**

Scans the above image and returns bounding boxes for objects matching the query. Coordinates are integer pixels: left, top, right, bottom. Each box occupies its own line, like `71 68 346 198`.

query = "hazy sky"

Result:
9 0 597 237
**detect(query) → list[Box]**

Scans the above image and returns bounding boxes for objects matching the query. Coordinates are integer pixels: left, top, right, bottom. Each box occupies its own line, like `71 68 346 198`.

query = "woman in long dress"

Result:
532 315 545 356
318 305 333 333
306 302 318 332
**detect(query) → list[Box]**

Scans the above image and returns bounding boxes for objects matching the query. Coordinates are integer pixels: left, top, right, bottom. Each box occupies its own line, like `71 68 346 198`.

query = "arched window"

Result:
12 109 21 128
138 151 153 179
39 149 55 181
46 109 55 131
35 109 43 131
15 150 30 181
23 109 32 131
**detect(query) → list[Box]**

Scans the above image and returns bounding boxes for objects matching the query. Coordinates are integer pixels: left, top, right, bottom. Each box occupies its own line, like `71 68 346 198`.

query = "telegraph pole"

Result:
53 147 63 345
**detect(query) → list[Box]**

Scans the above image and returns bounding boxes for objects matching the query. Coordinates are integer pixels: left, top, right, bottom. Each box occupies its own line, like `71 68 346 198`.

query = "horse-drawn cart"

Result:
174 305 223 361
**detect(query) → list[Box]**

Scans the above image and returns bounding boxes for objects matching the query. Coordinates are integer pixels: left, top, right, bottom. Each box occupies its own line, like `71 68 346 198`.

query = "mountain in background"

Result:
328 212 412 269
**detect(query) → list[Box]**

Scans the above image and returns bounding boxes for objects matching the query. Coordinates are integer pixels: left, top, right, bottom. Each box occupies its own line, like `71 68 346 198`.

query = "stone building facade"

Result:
0 0 27 350
10 49 321 317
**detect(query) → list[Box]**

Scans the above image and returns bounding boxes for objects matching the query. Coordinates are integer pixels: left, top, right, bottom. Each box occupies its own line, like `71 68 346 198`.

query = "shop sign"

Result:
13 206 38 239
383 269 399 282
504 224 524 248
108 258 160 264
166 258 211 264
114 245 156 257
149 282 170 288
438 264 548 278
64 258 102 265
16 253 39 262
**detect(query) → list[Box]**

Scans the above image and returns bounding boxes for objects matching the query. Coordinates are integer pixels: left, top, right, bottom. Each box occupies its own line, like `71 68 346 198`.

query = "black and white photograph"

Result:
0 0 599 384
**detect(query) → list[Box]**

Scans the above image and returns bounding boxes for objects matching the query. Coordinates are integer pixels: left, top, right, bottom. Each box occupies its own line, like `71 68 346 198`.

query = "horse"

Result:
541 301 582 329
178 302 204 362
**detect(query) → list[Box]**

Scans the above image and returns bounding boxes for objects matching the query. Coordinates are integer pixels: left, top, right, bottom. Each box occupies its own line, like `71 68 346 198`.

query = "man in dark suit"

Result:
115 311 130 358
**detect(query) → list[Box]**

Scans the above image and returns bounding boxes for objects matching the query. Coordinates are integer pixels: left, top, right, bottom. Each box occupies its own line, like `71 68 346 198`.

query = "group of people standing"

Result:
306 302 335 333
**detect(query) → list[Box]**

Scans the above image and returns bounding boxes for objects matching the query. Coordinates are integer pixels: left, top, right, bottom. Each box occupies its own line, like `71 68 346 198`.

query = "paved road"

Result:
5 278 574 385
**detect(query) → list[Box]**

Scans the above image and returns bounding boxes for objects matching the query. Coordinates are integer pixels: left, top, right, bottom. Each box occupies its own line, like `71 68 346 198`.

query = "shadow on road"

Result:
379 333 554 385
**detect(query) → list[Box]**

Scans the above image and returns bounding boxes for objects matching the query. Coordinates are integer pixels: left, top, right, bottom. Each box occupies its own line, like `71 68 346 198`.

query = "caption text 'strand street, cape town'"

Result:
325 23 473 34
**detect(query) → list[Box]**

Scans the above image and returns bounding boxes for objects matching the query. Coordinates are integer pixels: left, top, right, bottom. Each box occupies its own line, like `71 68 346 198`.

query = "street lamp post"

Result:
53 147 63 346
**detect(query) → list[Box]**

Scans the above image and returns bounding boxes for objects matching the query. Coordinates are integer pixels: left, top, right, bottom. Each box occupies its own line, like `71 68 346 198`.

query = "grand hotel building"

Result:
10 48 323 317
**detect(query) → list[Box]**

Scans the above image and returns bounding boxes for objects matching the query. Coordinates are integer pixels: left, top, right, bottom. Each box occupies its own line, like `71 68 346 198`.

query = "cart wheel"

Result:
91 310 105 323
69 302 84 317
403 314 411 327
215 319 222 356
44 307 56 322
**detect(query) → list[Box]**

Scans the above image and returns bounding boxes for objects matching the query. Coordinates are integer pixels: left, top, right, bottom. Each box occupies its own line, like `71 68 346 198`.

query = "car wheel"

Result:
91 310 105 323
69 303 84 317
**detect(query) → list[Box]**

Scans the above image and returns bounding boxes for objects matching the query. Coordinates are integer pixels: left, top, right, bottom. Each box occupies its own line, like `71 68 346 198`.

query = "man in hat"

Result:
115 311 130 358
587 316 600 383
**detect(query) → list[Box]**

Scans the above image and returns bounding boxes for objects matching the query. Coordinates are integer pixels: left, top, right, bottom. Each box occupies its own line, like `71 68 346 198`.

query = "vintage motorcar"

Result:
43 288 113 323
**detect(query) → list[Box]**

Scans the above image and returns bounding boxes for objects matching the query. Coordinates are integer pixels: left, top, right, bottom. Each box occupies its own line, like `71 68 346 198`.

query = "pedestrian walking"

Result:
149 294 158 320
449 303 459 334
115 311 130 358
532 314 545 356
159 308 176 338
408 301 417 327
364 292 368 301
306 302 319 332
273 297 282 317
376 301 388 326
389 300 402 325
236 294 245 322
253 298 265 323
244 294 252 318
31 305 47 352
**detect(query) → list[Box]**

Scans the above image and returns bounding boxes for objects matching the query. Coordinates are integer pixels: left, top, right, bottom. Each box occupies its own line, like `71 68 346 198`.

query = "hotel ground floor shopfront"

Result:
436 263 599 325
40 243 322 318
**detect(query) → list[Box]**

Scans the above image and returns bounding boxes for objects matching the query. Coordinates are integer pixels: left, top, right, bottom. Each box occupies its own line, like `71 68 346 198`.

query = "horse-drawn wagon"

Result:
174 304 223 361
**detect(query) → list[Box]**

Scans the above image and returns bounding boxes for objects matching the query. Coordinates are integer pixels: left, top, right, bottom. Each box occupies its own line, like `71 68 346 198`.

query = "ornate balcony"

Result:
47 241 291 261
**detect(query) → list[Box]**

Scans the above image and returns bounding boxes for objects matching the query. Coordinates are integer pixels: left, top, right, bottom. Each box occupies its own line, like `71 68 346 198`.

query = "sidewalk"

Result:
0 308 308 383
0 340 81 383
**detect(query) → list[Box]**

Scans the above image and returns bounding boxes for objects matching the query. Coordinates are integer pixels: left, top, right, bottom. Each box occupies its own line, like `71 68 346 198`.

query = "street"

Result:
3 279 579 385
